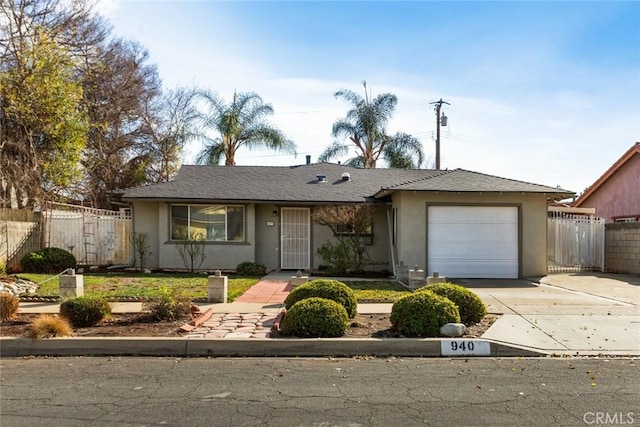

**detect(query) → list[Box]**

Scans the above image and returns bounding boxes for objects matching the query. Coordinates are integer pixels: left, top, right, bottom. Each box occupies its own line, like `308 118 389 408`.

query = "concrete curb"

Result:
0 337 543 358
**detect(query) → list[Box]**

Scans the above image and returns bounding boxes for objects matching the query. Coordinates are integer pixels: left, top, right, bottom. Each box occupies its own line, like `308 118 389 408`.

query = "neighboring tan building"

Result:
573 142 640 223
116 163 572 279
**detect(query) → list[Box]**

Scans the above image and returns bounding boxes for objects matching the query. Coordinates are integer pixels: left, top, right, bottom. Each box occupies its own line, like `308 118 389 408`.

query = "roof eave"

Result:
574 142 640 207
375 189 574 198
121 196 381 204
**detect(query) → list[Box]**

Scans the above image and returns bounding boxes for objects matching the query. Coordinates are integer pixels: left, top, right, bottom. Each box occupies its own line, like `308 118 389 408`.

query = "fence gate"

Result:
547 212 605 273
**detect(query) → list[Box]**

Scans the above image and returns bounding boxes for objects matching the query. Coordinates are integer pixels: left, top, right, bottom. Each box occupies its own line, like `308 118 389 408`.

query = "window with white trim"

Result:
171 205 245 241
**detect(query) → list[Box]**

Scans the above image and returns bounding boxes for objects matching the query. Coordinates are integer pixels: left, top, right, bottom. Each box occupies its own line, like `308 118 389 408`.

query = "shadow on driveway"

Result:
453 278 538 289
561 272 640 287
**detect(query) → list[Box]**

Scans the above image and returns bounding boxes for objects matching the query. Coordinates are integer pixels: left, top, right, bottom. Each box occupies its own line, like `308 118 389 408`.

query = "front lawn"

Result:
16 273 259 302
15 274 409 303
342 280 411 302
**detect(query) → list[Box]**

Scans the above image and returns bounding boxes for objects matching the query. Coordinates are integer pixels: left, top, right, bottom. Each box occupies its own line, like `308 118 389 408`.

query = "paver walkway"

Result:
182 312 278 339
182 279 290 338
234 279 292 304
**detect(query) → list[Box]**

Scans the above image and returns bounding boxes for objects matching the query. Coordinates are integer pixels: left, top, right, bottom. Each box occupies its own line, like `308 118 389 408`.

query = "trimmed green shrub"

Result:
143 287 192 321
19 247 76 274
284 279 357 317
316 239 369 275
390 291 461 337
60 296 112 327
0 293 19 321
235 261 267 277
281 297 349 338
421 283 487 325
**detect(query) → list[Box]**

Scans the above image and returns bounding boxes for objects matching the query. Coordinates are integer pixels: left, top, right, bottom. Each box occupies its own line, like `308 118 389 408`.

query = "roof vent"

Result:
341 172 351 181
316 174 327 183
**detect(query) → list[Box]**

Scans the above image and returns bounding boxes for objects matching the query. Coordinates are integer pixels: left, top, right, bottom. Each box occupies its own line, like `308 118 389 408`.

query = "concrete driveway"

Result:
456 273 640 355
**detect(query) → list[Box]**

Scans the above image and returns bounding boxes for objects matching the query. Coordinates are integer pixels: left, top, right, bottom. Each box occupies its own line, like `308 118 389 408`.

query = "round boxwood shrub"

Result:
284 279 357 318
60 296 112 327
421 283 487 325
281 297 349 338
19 247 76 274
390 291 461 337
235 261 267 276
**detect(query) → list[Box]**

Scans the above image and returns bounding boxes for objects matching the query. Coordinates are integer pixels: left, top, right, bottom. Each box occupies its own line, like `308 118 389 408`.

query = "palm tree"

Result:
195 91 296 166
319 81 424 169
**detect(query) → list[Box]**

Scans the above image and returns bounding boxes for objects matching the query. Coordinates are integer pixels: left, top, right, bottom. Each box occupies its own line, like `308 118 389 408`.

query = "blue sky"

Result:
103 1 640 195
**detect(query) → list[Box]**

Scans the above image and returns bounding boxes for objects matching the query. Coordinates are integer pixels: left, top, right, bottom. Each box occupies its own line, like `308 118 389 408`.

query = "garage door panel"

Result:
428 206 518 279
432 261 517 279
430 206 516 223
432 242 516 260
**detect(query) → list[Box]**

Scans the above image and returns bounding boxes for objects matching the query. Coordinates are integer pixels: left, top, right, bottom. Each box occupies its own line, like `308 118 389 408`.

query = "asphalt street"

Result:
1 357 638 427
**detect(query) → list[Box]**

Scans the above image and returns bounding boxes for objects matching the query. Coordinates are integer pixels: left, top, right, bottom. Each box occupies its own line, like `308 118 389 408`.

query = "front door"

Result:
280 207 311 270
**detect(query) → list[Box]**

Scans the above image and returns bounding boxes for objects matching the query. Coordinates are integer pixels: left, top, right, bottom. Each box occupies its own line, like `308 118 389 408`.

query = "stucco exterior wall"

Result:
131 202 160 269
605 222 640 274
133 193 547 277
132 201 392 272
133 201 256 271
311 220 334 270
393 192 549 278
578 154 640 223
310 205 391 272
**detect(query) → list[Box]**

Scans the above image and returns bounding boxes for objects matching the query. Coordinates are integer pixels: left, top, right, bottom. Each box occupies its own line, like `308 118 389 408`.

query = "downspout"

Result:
600 218 605 272
386 205 397 278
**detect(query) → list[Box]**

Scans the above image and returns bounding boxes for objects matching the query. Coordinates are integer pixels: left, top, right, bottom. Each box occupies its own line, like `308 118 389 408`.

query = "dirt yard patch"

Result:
1 313 498 338
344 313 498 338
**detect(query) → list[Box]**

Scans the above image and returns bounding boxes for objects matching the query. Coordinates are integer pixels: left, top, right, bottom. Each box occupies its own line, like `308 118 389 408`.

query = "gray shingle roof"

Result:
119 164 572 203
375 169 573 196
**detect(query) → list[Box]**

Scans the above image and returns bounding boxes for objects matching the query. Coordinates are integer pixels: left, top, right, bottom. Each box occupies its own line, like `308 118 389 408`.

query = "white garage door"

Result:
428 206 518 278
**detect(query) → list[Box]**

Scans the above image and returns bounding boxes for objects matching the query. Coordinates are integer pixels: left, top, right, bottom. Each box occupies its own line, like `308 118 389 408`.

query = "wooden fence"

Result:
547 213 605 273
1 204 132 269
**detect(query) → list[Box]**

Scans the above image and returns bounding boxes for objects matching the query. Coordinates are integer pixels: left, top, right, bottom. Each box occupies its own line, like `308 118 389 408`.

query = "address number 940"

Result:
441 340 491 356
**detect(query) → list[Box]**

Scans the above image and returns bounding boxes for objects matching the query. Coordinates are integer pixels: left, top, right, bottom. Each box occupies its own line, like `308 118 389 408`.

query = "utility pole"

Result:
430 98 450 170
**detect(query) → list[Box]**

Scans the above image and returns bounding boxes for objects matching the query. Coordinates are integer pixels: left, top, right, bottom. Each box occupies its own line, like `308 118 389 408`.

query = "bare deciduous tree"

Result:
80 38 161 207
312 204 374 274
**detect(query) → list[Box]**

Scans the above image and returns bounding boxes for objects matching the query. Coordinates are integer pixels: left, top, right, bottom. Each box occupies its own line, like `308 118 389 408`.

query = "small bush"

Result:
421 283 487 325
284 279 357 318
143 287 192 321
0 293 19 321
26 315 73 338
390 291 461 337
281 297 349 338
60 296 112 327
316 239 369 275
19 247 76 274
235 261 267 276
